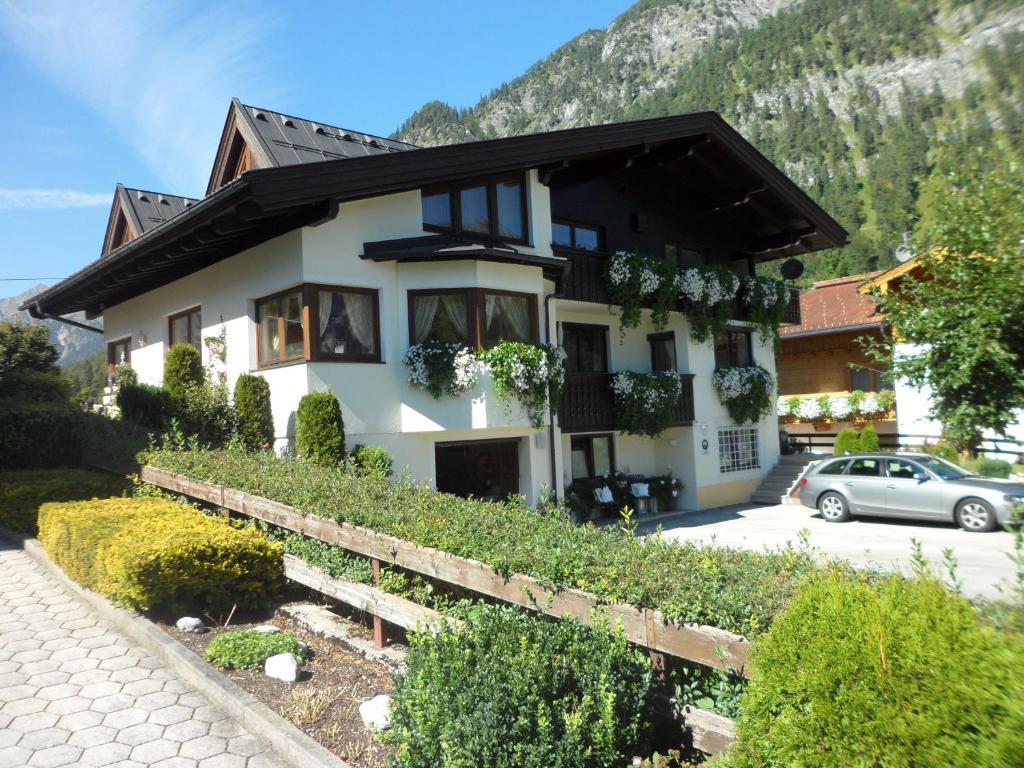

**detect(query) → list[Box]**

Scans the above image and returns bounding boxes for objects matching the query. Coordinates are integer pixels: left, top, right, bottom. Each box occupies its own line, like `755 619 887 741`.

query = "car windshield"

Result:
914 456 973 481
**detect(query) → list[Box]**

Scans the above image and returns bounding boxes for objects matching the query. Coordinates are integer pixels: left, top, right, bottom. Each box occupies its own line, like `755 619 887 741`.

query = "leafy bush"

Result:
0 320 59 382
163 343 203 400
78 411 152 468
858 423 880 452
117 382 174 430
205 629 307 670
833 428 860 456
352 444 393 478
144 448 823 636
0 403 82 469
0 370 71 404
0 468 129 535
296 391 345 466
974 457 1013 479
39 497 282 614
386 603 654 768
725 573 1024 768
233 373 274 451
175 382 237 448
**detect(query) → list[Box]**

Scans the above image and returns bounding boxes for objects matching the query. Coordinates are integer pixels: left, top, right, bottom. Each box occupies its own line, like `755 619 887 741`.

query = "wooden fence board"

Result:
140 466 749 672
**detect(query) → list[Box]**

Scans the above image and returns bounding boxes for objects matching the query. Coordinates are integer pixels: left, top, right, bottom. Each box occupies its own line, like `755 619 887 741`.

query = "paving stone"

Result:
90 692 137 714
100 655 139 672
164 719 210 742
149 704 194 726
2 696 48 716
130 738 180 764
80 680 123 699
44 695 91 716
23 743 80 767
123 678 164 697
196 753 246 768
180 735 227 760
116 722 166 747
207 719 244 739
69 723 119 749
0 729 19 749
56 708 104 730
58 656 101 674
153 758 199 768
69 668 112 687
16 725 70 751
81 741 132 766
10 710 59 733
135 691 179 711
26 670 70 688
225 734 264 757
244 753 289 768
102 707 148 730
35 682 81 701
110 666 149 685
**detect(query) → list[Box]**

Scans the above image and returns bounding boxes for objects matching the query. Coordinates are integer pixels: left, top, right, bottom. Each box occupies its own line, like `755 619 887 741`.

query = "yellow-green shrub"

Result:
0 469 130 534
38 497 283 614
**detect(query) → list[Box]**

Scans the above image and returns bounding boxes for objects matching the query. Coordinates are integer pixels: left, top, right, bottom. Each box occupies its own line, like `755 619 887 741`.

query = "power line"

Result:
0 277 67 281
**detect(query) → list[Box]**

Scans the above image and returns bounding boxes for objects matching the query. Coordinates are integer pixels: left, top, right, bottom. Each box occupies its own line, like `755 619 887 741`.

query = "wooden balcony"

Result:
559 372 695 433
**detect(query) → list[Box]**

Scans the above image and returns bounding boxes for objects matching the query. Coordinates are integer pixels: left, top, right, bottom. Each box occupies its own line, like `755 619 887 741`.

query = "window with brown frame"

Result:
421 174 529 244
107 337 131 369
714 327 753 369
648 332 677 372
168 307 202 349
256 284 382 368
552 219 603 251
570 434 615 480
664 241 702 266
408 288 538 348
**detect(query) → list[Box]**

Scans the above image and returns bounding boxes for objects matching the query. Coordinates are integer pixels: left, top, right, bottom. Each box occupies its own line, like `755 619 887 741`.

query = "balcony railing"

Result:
559 372 695 433
556 247 802 326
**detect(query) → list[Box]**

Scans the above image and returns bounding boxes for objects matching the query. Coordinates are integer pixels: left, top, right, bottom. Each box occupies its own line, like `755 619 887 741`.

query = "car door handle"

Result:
887 484 896 489
845 482 854 487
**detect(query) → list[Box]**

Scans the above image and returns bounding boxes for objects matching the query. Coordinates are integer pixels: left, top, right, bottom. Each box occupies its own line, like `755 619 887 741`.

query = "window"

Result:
316 286 381 362
107 337 131 368
851 366 889 392
551 219 603 251
885 458 920 480
409 289 537 348
649 332 677 372
169 307 201 349
847 458 882 476
562 324 608 373
421 175 528 244
665 241 702 266
570 434 614 480
719 427 759 473
817 459 850 475
714 327 753 368
257 290 304 365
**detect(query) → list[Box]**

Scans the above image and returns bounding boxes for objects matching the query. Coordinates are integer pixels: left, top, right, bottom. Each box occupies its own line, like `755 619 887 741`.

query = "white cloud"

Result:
0 188 111 209
0 1 280 195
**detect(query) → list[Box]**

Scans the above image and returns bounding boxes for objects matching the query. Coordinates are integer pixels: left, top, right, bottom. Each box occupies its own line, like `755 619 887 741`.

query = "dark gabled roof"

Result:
100 184 198 256
206 98 417 195
25 111 849 318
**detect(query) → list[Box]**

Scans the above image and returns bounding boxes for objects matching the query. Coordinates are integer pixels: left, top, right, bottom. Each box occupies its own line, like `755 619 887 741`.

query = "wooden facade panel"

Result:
777 329 882 396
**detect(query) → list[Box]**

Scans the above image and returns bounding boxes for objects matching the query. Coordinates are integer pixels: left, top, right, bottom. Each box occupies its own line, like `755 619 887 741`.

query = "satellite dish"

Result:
780 258 804 281
895 244 914 263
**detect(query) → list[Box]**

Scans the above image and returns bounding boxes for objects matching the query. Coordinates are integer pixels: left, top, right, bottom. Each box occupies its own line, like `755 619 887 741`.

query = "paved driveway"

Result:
0 536 287 768
644 503 1019 600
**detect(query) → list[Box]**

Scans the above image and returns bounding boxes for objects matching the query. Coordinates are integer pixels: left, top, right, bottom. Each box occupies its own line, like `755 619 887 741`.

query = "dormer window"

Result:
421 174 528 244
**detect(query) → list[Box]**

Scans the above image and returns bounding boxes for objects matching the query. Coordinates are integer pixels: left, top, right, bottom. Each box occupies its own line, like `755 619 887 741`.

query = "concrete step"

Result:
750 492 801 506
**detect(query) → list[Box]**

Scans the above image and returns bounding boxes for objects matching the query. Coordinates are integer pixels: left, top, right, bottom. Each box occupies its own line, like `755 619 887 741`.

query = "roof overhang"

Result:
361 235 568 280
25 112 848 317
859 257 921 294
780 320 887 341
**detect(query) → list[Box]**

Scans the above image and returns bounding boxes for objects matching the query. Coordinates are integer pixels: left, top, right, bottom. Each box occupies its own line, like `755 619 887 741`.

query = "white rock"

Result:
264 653 299 683
176 617 206 633
359 694 392 731
252 625 280 634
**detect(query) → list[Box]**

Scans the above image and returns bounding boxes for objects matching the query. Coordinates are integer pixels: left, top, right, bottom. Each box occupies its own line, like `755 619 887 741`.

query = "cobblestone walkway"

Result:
0 537 288 768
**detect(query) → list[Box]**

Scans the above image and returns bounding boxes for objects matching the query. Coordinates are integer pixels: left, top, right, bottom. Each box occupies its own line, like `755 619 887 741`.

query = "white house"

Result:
26 100 848 511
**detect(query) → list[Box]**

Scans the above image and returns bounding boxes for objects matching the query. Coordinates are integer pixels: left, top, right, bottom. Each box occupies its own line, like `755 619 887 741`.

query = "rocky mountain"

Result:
395 0 1024 283
0 285 103 365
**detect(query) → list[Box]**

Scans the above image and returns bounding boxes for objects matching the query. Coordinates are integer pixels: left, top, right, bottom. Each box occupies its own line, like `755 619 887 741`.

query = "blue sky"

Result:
0 0 632 294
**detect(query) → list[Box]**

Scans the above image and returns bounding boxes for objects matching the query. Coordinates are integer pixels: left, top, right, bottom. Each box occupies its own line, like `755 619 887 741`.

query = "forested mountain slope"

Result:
395 0 1023 283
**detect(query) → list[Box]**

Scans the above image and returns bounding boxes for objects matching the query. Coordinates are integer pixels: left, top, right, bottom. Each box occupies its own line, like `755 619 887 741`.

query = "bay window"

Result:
421 174 528 244
409 288 537 348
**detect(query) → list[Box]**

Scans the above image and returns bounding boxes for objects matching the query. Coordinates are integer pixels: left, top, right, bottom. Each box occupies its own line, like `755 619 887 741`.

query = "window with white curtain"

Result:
317 287 381 361
409 289 536 348
483 292 532 346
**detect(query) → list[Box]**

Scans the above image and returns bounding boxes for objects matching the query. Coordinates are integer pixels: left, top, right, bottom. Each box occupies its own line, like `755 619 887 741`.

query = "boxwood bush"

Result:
722 572 1024 767
143 448 821 636
296 391 345 466
833 428 860 456
117 382 175 430
163 343 203 400
233 373 274 451
386 603 654 768
38 496 282 614
205 629 307 670
858 423 880 452
0 468 129 534
352 444 393 477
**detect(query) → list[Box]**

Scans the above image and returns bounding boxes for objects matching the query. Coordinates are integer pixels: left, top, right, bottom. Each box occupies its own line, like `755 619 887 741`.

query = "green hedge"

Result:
0 468 130 534
163 344 203 400
233 373 274 451
723 573 1024 767
144 448 821 636
0 403 82 469
386 603 653 767
38 496 282 614
296 392 345 466
117 382 174 429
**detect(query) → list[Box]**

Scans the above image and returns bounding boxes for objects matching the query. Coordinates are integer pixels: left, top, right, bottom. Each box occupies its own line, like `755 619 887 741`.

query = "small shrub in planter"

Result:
163 343 203 400
0 468 129 535
386 603 654 768
205 629 308 670
858 423 880 452
296 391 345 466
352 444 393 477
833 428 860 456
233 373 274 451
117 382 175 429
726 573 1024 768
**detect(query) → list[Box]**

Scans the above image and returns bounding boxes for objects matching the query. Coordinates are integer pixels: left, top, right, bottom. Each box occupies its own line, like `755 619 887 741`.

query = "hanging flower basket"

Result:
479 341 565 429
610 371 683 438
604 251 680 336
677 264 740 343
403 341 480 399
740 275 790 348
712 365 775 424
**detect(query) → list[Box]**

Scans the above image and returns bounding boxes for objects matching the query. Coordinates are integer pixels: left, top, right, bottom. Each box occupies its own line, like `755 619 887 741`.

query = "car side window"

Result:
847 458 882 477
886 459 919 480
818 459 850 475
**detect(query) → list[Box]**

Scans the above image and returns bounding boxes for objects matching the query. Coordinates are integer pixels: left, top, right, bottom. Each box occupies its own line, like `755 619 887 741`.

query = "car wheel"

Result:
955 498 998 532
818 492 850 522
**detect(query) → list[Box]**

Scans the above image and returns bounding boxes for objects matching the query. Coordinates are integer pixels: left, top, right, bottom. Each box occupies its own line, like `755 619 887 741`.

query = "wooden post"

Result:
645 608 667 683
371 557 385 650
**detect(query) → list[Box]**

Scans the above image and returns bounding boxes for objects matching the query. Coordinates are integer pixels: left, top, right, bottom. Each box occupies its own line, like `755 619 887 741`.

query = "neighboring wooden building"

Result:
777 273 896 445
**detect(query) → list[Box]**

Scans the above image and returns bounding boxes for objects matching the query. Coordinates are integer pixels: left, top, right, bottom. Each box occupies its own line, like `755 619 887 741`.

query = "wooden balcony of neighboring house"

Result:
779 389 898 430
556 246 802 326
559 371 695 433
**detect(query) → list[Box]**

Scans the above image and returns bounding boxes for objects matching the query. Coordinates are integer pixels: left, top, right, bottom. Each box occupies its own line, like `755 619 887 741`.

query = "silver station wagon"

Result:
797 453 1024 532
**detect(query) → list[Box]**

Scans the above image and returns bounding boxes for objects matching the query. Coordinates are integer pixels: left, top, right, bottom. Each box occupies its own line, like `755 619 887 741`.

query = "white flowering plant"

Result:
712 365 775 424
604 251 679 335
403 341 480 399
480 341 565 428
741 276 790 348
677 264 741 343
781 390 897 422
610 371 683 437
